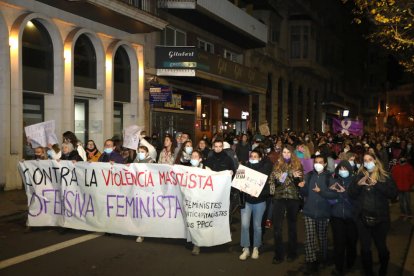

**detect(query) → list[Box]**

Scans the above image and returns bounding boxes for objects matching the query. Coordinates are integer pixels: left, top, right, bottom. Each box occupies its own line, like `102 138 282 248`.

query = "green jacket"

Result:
269 168 302 200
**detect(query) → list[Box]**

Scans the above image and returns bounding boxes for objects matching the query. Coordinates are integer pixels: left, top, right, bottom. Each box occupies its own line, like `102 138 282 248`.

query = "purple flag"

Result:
332 118 363 136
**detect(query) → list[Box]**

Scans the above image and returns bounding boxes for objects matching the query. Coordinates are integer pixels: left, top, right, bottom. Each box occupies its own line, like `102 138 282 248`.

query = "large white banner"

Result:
18 161 232 247
231 165 268 197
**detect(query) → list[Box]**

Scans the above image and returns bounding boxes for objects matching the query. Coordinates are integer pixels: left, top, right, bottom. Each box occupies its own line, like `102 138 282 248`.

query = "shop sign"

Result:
149 85 172 103
164 94 182 109
156 46 197 69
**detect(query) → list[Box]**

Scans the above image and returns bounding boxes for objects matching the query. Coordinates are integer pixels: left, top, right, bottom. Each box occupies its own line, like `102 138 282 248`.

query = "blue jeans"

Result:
240 201 266 248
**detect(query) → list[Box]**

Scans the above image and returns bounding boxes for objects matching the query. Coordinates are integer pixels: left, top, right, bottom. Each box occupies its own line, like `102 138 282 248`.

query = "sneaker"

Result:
251 247 259 259
136 236 144 243
192 245 200 255
239 248 250 260
265 219 272 229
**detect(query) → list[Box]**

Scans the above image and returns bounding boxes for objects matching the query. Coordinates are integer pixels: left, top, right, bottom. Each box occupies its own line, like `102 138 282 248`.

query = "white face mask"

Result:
190 159 200 167
364 161 375 171
314 163 324 172
349 160 355 167
185 146 193 155
138 152 146 160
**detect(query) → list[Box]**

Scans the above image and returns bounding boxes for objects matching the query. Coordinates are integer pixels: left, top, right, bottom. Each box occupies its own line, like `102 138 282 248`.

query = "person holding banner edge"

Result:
98 139 125 164
239 149 272 260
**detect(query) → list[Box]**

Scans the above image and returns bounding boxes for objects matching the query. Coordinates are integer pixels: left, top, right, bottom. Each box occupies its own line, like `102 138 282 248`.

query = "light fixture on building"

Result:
241 111 249 120
223 108 229 118
26 21 35 28
343 110 349 117
9 36 18 49
202 113 206 118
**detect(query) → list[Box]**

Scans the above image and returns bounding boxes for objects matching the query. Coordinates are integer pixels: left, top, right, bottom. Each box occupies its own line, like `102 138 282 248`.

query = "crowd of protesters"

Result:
22 127 414 275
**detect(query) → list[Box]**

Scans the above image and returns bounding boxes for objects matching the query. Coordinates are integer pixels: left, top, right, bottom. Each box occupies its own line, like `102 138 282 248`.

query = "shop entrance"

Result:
152 111 195 141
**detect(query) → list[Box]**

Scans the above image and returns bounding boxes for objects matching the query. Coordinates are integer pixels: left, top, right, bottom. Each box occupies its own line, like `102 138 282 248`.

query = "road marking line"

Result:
0 232 103 269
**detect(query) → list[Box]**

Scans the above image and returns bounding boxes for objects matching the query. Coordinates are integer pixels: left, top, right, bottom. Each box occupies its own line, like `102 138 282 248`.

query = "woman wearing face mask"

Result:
189 150 204 169
348 153 398 276
188 150 205 256
298 155 336 274
328 161 358 275
174 140 193 165
46 144 61 160
85 140 101 162
294 143 311 159
268 145 303 264
133 145 154 243
238 150 273 261
134 146 154 164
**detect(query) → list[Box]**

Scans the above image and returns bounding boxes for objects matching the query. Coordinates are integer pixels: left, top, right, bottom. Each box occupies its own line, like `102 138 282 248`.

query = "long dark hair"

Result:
174 140 192 164
63 131 80 148
163 134 175 154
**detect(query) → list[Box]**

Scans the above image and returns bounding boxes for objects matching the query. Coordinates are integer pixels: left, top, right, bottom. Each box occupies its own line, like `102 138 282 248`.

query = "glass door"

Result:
74 98 89 145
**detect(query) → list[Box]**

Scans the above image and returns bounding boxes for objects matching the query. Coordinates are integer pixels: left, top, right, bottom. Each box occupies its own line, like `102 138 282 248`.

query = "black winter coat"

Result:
204 151 235 173
243 160 273 204
60 150 83 161
348 173 398 222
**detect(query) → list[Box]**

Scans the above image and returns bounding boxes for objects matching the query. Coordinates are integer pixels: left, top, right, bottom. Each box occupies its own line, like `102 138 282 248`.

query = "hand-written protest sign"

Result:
18 161 232 247
258 123 270 136
231 165 268 197
122 125 142 150
176 165 232 247
24 120 59 148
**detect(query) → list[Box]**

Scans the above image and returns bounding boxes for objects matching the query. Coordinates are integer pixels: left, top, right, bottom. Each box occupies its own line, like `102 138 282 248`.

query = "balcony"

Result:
158 0 267 49
35 0 167 33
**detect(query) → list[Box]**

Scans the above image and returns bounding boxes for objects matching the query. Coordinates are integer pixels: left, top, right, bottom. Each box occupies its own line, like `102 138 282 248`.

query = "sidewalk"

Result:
0 189 27 222
1 189 414 274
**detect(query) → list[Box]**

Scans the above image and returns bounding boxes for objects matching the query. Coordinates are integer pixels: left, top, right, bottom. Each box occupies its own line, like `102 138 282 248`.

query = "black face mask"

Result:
400 158 407 164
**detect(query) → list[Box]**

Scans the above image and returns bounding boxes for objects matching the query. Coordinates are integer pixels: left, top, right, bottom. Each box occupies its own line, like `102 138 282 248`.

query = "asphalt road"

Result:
0 205 412 276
